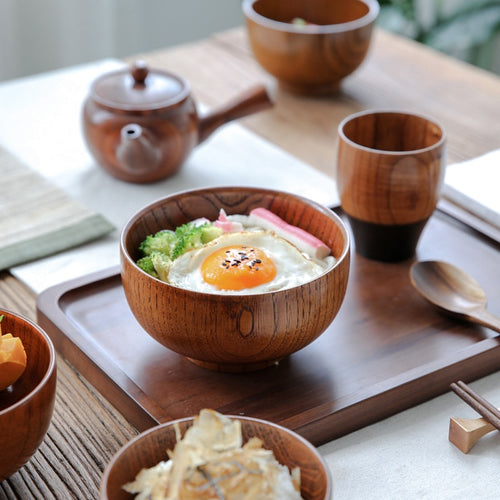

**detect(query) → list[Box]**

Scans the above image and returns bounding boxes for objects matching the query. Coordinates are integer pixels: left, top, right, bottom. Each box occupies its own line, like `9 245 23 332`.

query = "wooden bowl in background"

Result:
0 309 57 481
120 186 350 372
243 0 379 95
100 414 333 499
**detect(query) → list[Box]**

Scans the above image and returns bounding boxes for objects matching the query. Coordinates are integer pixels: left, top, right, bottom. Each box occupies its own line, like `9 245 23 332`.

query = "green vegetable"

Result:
150 252 173 282
292 17 308 26
172 222 222 259
136 255 159 278
139 230 176 256
136 222 222 279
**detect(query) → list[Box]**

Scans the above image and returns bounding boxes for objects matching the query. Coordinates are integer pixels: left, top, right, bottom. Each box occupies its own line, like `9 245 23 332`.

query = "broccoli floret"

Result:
136 255 159 278
139 230 176 257
172 222 222 258
151 252 173 282
136 222 223 281
200 224 223 244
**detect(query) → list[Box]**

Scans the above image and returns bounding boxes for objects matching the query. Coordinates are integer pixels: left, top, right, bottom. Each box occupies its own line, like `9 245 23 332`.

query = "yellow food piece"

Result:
0 332 27 391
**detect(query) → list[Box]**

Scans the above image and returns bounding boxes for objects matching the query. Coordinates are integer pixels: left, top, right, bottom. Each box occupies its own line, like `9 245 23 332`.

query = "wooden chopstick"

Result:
450 380 500 432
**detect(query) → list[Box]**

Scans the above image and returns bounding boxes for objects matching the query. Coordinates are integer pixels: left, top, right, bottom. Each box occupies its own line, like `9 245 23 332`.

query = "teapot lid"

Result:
90 61 190 111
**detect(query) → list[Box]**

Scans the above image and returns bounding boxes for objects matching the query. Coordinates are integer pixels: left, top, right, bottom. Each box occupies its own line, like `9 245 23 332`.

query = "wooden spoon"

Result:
409 260 500 333
410 261 500 452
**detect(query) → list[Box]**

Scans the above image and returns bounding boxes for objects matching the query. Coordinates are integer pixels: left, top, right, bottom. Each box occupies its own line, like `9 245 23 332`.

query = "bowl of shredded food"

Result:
100 409 332 499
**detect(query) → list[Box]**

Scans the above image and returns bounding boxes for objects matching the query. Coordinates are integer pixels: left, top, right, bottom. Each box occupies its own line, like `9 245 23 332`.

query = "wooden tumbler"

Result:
336 110 446 262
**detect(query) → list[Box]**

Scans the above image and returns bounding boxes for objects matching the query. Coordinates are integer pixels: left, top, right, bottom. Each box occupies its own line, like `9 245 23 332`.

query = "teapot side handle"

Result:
197 85 273 144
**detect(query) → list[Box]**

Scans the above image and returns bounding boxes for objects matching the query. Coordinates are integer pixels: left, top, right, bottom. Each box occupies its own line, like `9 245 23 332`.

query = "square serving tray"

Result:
36 210 500 445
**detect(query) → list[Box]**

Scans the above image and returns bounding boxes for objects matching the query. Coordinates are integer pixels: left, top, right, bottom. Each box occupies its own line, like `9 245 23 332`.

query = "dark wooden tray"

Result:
36 210 500 446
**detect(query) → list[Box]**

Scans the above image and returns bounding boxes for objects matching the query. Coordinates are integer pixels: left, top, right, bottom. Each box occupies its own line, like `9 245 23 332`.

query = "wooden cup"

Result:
336 110 446 262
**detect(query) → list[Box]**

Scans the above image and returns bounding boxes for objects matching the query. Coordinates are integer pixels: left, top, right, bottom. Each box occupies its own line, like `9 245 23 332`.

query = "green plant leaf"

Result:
423 5 500 58
378 5 419 38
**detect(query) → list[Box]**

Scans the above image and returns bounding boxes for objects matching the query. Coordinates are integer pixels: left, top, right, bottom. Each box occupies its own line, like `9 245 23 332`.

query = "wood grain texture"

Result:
335 110 446 260
0 309 56 481
336 110 445 225
120 187 349 372
243 0 378 95
100 416 332 500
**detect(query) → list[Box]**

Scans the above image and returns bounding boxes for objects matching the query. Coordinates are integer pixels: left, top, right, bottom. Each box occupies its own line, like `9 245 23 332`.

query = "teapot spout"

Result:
116 124 162 173
198 85 273 144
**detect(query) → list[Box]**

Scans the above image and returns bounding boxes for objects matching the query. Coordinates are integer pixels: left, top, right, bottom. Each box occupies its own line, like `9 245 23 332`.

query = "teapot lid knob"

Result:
131 61 149 84
90 60 189 111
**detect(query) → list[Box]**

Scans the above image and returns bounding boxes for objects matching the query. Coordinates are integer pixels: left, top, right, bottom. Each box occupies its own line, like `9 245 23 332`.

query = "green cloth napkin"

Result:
0 146 115 270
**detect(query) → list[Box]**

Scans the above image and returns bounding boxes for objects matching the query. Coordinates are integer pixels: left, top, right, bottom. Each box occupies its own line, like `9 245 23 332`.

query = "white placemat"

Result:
443 149 500 231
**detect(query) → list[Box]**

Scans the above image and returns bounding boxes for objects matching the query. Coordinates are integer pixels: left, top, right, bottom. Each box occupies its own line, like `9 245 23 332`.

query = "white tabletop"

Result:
1 60 499 500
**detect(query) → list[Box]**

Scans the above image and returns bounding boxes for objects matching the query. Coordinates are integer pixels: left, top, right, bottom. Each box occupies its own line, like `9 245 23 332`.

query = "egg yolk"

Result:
201 245 277 291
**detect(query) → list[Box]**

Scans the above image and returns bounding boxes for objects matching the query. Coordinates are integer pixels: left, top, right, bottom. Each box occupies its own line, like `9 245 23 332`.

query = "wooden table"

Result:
2 27 500 498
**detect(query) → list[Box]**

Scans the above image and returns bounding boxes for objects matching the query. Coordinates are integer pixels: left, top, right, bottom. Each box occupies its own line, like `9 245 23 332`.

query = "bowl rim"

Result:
242 0 379 34
101 414 333 499
338 108 447 155
120 185 350 296
0 308 56 415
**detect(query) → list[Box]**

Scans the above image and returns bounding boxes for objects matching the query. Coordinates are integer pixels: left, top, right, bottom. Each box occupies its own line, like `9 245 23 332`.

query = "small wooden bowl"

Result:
120 186 350 372
0 309 57 480
243 0 379 95
100 415 333 499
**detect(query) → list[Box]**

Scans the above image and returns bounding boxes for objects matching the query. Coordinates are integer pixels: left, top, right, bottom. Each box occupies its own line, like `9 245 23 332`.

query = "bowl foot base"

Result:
186 356 281 373
278 80 341 96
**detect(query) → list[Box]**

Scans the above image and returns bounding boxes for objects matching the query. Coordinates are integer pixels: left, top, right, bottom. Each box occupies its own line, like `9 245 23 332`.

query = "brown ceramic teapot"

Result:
82 61 273 183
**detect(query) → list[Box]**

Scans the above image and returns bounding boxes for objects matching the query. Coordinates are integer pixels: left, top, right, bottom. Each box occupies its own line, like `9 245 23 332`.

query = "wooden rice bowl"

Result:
120 186 350 372
243 0 379 95
0 309 57 480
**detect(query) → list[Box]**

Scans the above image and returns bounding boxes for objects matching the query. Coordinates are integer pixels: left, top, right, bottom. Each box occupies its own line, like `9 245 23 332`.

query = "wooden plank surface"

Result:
0 273 138 498
2 26 500 498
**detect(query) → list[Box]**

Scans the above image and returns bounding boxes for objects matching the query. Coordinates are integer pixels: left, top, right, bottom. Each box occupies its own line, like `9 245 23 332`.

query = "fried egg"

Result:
167 231 333 294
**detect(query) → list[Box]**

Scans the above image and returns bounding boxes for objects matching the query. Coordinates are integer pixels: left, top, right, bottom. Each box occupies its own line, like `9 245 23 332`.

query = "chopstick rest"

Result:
448 380 500 453
449 415 496 454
